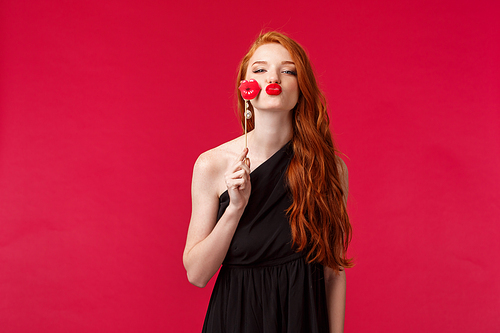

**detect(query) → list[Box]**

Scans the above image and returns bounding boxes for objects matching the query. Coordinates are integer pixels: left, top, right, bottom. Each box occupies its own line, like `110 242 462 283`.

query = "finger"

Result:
229 159 251 175
238 177 250 190
227 178 246 190
226 171 249 185
239 160 250 174
227 162 248 178
230 169 246 180
236 148 249 163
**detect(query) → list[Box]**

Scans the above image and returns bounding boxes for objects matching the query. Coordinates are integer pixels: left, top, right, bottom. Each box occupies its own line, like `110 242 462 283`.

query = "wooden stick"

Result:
244 100 249 149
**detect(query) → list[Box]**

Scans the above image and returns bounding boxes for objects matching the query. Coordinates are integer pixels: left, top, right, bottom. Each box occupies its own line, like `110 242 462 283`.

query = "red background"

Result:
1 1 499 332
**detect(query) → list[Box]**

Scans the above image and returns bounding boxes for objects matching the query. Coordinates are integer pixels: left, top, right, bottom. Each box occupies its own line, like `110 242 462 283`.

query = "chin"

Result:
257 102 294 112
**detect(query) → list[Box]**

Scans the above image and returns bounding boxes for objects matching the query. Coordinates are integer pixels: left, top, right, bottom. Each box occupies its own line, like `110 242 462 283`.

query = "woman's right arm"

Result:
182 148 251 288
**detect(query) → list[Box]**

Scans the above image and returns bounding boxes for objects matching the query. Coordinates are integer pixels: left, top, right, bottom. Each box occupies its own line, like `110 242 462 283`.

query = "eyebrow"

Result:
251 61 296 66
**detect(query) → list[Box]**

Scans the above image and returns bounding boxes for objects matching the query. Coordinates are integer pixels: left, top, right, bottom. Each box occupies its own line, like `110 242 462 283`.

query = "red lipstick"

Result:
265 84 282 95
238 79 261 100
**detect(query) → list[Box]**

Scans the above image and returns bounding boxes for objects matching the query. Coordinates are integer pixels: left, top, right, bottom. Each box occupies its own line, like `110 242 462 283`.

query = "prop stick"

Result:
244 101 249 148
238 79 261 149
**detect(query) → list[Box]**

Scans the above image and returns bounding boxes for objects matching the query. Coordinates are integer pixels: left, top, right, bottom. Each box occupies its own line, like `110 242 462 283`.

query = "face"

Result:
245 43 299 113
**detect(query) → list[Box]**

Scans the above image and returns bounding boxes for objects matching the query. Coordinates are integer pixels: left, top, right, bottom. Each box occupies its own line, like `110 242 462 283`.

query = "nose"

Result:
266 68 281 84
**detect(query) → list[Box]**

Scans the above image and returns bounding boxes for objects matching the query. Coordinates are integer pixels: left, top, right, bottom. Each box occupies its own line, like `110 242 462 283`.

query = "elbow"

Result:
183 257 209 288
186 271 209 288
183 251 211 288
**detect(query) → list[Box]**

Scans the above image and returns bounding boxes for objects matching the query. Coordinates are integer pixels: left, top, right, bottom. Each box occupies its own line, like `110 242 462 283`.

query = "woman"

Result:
183 31 353 333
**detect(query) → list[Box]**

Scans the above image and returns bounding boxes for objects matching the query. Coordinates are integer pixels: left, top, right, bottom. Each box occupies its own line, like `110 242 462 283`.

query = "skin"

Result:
325 161 349 333
183 43 347 333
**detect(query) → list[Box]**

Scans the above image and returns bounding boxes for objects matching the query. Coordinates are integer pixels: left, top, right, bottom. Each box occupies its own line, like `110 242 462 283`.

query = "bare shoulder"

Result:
335 155 348 179
194 138 242 174
192 137 244 195
335 155 349 197
193 148 222 179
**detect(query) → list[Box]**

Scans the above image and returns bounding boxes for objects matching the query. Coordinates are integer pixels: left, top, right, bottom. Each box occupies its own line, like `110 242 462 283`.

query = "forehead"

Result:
248 43 293 63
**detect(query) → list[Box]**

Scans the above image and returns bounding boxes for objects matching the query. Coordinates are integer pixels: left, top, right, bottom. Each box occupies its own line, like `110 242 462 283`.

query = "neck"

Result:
247 108 293 160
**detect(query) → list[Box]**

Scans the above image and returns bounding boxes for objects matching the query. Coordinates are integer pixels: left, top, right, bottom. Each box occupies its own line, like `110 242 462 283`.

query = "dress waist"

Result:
222 252 305 269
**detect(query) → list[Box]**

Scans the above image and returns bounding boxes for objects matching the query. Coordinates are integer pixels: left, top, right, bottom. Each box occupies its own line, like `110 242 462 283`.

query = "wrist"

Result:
226 202 246 217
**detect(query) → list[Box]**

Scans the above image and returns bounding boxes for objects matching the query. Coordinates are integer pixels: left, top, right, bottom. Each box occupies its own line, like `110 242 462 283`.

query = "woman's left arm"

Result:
324 267 346 333
325 156 349 333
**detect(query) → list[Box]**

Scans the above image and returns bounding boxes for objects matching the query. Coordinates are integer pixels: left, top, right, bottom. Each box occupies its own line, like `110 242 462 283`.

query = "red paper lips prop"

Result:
238 79 261 149
238 79 261 100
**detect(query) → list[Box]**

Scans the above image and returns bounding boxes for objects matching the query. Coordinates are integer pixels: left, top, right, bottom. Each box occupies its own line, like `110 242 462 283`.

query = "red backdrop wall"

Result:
1 1 498 332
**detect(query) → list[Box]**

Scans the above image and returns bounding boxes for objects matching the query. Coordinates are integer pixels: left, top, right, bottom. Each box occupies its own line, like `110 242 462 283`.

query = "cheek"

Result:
244 67 255 81
291 87 300 106
291 82 299 98
288 78 298 90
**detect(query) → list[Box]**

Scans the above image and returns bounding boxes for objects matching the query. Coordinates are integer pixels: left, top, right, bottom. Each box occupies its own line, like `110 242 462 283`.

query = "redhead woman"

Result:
183 31 353 333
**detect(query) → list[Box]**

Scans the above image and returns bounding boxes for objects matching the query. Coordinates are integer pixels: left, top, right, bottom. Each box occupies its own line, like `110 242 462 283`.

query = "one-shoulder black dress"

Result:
202 142 329 333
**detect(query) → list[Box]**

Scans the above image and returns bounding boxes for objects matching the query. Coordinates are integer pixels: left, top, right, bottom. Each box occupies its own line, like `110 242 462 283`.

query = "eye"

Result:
252 68 266 73
282 70 297 76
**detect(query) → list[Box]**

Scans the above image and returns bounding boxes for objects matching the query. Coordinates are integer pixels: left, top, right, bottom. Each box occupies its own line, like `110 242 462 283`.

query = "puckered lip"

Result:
265 83 282 95
238 79 261 100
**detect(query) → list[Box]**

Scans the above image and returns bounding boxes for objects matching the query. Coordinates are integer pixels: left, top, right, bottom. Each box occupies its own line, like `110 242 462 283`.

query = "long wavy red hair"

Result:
236 31 353 272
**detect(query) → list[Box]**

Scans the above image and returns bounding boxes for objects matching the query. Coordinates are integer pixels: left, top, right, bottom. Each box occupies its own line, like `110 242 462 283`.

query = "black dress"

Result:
202 142 329 333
